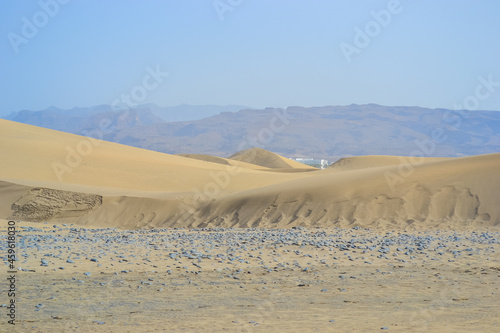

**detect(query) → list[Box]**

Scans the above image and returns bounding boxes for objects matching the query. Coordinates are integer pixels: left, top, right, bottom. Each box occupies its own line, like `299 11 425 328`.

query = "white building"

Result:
292 158 329 169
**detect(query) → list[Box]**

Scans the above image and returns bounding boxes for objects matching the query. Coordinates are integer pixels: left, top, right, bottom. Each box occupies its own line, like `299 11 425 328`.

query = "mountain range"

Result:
4 103 500 161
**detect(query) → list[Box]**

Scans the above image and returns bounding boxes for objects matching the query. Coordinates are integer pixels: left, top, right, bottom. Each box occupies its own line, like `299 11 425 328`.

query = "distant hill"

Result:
149 104 249 122
3 104 247 131
4 105 165 134
3 104 500 160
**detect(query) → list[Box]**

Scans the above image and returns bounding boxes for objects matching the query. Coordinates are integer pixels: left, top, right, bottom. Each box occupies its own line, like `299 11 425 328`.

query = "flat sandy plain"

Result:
1 221 499 332
1 119 500 332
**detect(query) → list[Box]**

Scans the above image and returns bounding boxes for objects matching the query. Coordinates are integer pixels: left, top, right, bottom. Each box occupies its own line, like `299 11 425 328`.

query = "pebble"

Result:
8 224 499 326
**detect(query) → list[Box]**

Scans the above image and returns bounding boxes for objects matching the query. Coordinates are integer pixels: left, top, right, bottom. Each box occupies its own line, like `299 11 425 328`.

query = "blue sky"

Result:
1 0 500 115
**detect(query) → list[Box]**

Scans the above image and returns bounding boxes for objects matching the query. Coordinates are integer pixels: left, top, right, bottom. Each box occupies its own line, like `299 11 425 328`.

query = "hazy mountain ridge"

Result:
4 104 247 130
3 104 500 160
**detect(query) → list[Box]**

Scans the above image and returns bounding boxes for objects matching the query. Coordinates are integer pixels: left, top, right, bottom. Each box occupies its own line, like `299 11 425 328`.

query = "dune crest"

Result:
177 153 270 170
229 147 316 170
328 155 450 171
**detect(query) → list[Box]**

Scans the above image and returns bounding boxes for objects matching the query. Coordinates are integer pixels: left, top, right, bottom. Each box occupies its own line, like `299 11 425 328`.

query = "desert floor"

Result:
1 220 499 333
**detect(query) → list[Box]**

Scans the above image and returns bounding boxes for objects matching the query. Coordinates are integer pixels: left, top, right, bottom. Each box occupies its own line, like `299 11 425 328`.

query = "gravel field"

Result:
1 221 499 332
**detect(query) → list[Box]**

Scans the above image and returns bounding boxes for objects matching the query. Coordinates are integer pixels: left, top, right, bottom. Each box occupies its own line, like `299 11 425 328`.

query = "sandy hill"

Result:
1 119 499 230
0 119 310 193
193 153 500 229
229 147 316 170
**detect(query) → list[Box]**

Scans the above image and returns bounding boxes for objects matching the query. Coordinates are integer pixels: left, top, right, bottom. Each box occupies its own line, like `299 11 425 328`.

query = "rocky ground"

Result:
1 221 499 332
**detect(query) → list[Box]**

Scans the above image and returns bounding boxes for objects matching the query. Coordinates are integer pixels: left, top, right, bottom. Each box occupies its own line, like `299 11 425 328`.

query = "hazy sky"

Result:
2 0 500 115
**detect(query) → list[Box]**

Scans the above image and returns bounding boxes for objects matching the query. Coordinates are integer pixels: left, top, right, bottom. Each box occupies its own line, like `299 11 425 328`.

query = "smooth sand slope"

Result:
1 119 499 230
176 153 273 170
328 155 451 171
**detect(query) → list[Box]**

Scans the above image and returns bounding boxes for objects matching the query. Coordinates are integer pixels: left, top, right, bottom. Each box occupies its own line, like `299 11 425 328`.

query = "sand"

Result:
228 147 317 170
1 221 499 332
1 119 499 332
1 119 499 230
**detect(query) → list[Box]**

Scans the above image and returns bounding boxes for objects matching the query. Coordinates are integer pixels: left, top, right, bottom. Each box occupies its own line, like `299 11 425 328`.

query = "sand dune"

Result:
192 153 500 229
177 153 270 170
1 119 499 230
177 153 232 166
229 147 316 169
328 155 451 171
0 120 313 192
